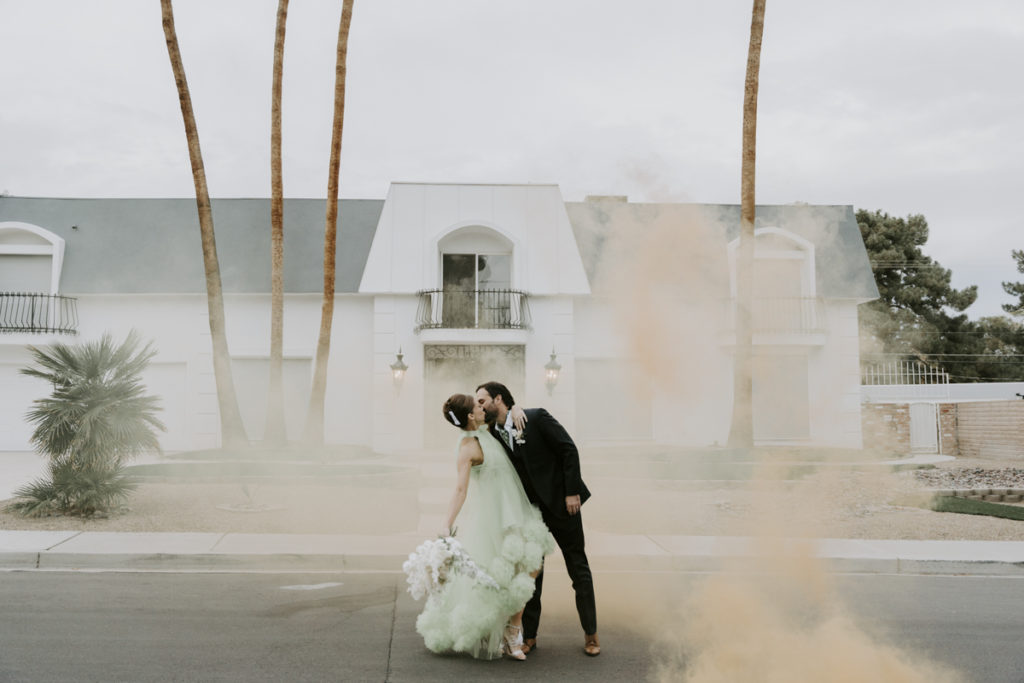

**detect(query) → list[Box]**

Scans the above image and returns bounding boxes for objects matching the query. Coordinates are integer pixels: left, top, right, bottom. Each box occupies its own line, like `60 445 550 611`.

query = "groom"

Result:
475 381 600 657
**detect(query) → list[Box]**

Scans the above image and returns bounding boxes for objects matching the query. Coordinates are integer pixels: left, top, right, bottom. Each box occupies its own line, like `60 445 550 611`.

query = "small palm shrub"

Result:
8 331 166 517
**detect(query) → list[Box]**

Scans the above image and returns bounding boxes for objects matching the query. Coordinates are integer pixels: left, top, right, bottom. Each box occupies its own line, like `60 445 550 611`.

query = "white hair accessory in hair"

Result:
448 410 460 426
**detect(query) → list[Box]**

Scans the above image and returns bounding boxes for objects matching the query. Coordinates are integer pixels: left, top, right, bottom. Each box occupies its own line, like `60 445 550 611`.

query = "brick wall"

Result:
861 403 909 453
938 403 958 455
957 400 1024 460
862 400 1023 459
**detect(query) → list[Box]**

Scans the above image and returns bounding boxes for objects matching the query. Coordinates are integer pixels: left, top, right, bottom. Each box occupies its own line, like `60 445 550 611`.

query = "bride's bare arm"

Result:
443 437 483 535
510 404 528 431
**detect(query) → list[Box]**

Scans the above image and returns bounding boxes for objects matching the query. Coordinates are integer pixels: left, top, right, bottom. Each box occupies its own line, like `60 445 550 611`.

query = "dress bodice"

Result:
460 426 517 482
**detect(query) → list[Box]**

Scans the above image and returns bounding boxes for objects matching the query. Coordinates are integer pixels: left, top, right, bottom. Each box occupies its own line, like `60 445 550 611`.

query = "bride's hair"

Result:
442 393 474 429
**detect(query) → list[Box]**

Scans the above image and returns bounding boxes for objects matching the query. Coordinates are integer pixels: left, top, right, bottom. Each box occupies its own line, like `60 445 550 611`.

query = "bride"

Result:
413 393 554 660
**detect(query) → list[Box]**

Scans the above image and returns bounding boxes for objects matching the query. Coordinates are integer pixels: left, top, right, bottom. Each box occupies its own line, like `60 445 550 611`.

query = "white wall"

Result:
863 382 1024 404
1 293 377 453
0 346 47 451
369 295 422 452
807 301 864 448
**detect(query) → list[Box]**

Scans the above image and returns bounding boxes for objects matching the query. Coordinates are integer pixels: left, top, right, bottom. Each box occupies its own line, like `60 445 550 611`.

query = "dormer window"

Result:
442 253 511 292
728 227 815 299
0 222 66 294
0 222 77 335
726 227 819 334
441 253 513 328
414 224 529 331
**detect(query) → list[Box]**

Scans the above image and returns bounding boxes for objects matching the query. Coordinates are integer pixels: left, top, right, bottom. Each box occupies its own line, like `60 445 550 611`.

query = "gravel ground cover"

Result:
911 465 1024 491
1 454 1022 541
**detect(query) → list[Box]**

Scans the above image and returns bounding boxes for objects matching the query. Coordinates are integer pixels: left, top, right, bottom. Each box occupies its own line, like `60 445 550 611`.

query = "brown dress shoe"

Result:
522 638 537 655
584 633 601 656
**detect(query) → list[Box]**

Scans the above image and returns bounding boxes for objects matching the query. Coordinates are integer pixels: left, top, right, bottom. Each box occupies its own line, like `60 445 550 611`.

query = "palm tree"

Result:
10 332 165 517
160 0 248 447
727 0 766 448
304 0 355 445
265 0 290 446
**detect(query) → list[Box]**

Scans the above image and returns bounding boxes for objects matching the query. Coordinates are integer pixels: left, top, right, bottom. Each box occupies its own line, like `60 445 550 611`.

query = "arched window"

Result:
437 224 514 290
0 222 66 294
415 223 531 331
434 225 519 328
727 227 815 299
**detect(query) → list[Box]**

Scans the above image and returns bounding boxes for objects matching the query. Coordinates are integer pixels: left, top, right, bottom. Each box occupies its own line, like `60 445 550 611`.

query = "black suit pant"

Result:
522 510 597 638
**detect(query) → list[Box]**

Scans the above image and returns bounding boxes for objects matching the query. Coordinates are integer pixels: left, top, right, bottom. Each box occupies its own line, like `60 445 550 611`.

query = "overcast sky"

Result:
2 0 1022 317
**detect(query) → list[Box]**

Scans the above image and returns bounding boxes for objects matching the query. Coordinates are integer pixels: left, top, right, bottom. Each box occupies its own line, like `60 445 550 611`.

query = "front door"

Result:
423 344 524 447
909 402 938 453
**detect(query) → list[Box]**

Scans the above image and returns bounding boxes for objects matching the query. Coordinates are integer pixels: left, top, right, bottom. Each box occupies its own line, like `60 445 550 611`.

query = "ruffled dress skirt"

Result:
416 428 554 659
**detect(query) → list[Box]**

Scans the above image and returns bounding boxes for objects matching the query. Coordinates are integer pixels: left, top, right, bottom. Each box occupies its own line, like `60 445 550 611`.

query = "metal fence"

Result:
861 360 950 386
0 292 79 334
860 360 952 401
415 289 532 331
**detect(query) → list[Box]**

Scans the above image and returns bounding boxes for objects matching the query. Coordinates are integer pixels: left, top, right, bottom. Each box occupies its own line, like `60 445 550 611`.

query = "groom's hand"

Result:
565 494 581 516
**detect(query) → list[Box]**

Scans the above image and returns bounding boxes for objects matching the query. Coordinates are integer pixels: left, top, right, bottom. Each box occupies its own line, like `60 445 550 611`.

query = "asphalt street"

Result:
1 570 1021 682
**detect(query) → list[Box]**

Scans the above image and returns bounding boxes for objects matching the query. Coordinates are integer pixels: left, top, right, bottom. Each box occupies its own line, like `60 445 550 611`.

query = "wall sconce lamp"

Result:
544 348 561 396
390 347 408 387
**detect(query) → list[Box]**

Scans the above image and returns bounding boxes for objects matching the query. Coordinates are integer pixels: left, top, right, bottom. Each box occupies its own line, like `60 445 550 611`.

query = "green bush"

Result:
8 331 165 517
930 495 1024 522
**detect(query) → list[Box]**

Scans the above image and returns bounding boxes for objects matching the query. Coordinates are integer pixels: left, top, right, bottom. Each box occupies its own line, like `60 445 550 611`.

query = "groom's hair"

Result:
477 381 515 408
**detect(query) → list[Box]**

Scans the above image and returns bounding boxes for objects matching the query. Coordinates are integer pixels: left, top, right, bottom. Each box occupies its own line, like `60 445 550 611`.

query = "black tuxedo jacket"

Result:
493 407 591 519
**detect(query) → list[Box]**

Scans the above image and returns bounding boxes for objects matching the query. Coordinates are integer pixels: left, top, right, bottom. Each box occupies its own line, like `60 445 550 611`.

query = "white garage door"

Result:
0 363 49 451
2 359 190 453
143 362 189 453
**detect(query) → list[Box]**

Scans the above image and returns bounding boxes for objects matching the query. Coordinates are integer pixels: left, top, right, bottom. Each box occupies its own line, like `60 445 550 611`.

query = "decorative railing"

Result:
0 292 79 334
861 360 949 386
723 297 825 334
416 289 532 331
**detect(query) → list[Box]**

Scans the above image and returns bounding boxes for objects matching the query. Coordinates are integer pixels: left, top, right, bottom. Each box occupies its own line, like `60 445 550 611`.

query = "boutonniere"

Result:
511 427 526 446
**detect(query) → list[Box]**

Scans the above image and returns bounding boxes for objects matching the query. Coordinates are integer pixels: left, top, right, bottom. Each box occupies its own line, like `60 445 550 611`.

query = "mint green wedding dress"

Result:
416 426 555 659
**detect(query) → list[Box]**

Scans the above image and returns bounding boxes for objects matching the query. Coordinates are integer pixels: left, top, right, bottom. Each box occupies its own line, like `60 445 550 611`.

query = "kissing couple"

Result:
406 381 599 660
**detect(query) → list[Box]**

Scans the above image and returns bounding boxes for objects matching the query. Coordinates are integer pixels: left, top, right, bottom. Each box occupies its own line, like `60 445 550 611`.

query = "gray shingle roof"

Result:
1 196 877 300
0 197 382 294
565 200 879 300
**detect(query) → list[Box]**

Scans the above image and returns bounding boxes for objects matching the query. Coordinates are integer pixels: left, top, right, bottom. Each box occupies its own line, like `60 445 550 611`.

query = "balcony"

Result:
416 289 532 331
0 292 79 335
720 297 826 345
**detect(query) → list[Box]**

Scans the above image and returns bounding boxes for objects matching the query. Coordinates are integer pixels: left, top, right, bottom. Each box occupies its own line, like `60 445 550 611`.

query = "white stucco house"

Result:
0 183 878 453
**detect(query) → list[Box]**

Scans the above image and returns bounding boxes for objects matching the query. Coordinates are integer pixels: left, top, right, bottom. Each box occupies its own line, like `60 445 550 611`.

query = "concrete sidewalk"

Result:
5 450 1023 576
3 528 1023 576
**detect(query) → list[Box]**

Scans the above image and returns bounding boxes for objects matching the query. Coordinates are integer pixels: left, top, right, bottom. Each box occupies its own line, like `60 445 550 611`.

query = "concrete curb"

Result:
6 552 1024 576
3 530 1023 575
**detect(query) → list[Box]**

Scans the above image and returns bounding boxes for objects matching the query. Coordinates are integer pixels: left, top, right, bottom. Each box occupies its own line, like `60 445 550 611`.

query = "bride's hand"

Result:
510 405 527 431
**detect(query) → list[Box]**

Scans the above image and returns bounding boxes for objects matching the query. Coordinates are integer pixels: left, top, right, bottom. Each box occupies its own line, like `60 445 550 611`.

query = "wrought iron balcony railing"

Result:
0 292 79 335
416 289 532 331
723 297 825 334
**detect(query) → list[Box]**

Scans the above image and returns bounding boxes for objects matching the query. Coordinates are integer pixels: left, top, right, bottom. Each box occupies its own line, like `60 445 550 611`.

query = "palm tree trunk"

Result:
727 0 765 448
265 0 290 446
160 0 248 448
303 0 355 445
